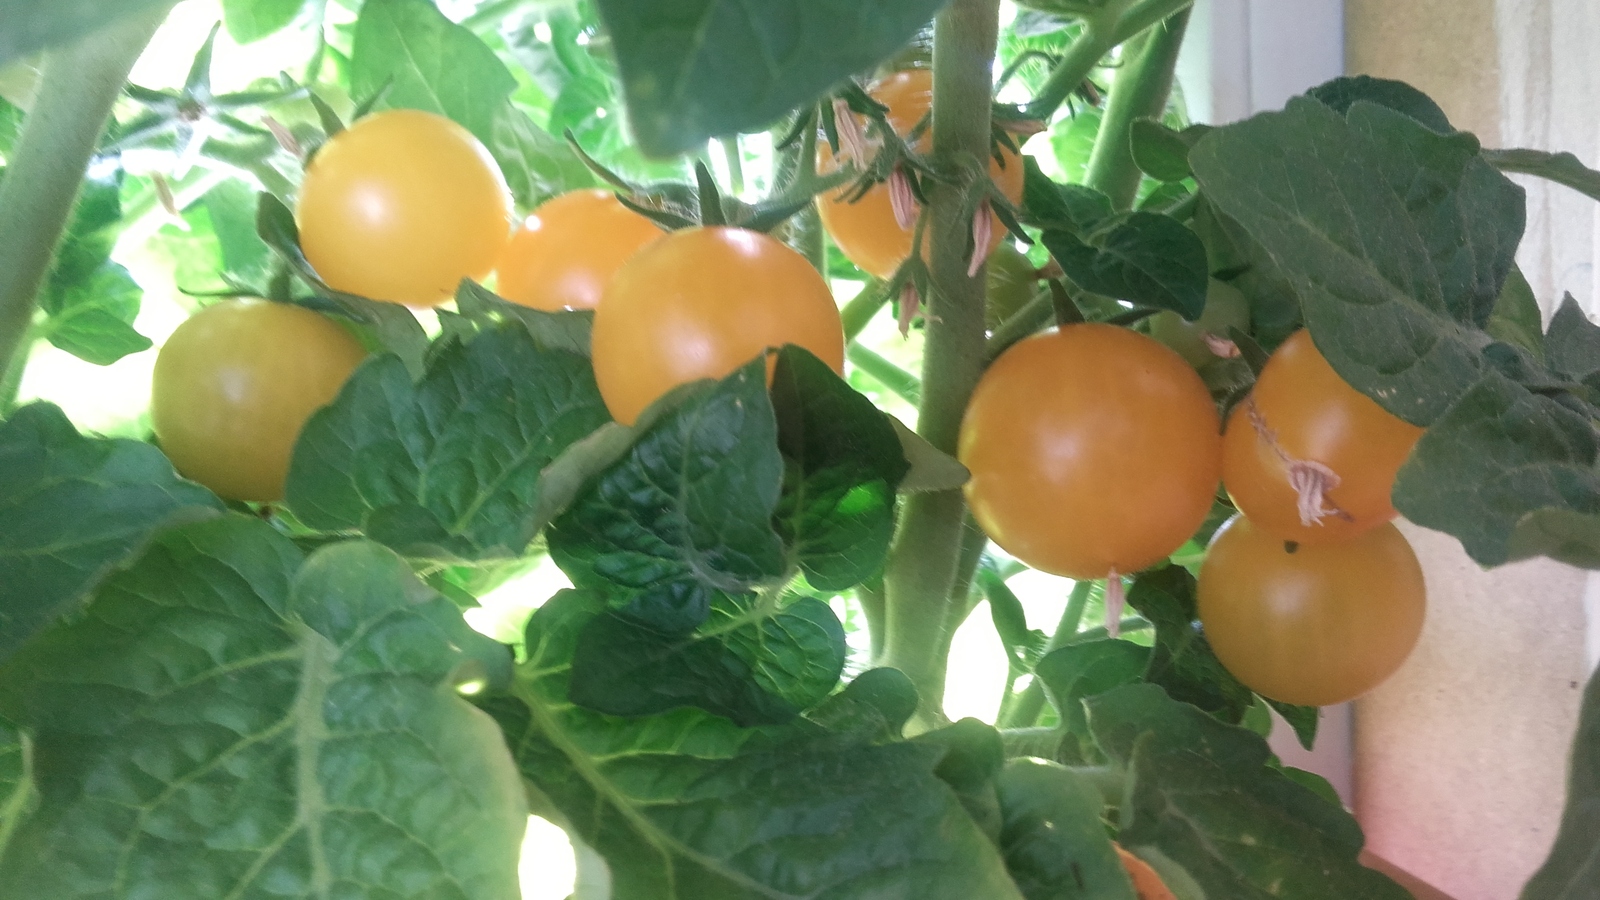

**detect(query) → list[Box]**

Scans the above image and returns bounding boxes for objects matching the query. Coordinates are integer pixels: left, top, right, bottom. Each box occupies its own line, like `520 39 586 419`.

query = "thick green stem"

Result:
1024 0 1194 122
1083 7 1191 210
847 343 920 405
996 580 1094 728
0 6 173 398
840 282 889 341
876 0 1001 731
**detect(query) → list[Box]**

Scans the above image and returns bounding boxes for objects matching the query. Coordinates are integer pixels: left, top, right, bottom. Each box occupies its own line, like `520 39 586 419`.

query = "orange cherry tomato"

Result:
959 323 1222 580
589 226 846 425
1115 844 1177 900
151 299 367 502
1197 515 1426 707
1222 329 1425 544
817 69 1026 279
296 109 514 307
493 189 664 311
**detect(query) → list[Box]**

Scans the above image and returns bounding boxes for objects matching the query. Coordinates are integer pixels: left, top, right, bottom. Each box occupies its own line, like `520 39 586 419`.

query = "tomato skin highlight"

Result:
1222 329 1424 544
817 69 1026 279
150 299 368 503
1198 515 1426 707
589 226 846 426
958 323 1222 580
296 109 514 307
494 189 664 311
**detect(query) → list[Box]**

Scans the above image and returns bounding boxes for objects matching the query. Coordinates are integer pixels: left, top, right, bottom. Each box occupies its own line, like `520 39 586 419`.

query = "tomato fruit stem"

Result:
0 3 173 406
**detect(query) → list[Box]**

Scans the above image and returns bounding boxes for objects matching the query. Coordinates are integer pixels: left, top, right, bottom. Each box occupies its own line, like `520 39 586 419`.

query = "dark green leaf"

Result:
456 279 592 357
203 178 274 284
350 0 515 142
0 516 525 897
1304 75 1453 133
1125 565 1254 722
487 103 596 209
1192 98 1525 425
549 360 787 634
0 403 222 662
568 590 845 726
1087 684 1408 900
1042 211 1209 319
1129 118 1210 183
1393 371 1600 568
0 97 22 152
980 567 1044 674
1035 638 1150 764
1545 295 1600 382
1488 265 1545 358
1190 197 1303 351
0 0 172 67
1268 699 1321 752
39 263 152 364
914 718 1007 844
1023 159 1114 233
490 591 1027 899
1521 666 1600 898
595 0 949 156
1486 147 1600 205
804 667 919 742
286 322 610 561
771 346 908 591
997 759 1136 900
222 0 305 43
0 715 27 840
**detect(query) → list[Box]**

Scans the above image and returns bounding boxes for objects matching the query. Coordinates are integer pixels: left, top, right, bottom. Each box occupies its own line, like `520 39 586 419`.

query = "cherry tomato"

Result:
296 109 514 307
959 323 1222 580
1146 278 1252 370
494 189 664 311
1197 515 1426 707
150 299 368 502
590 226 846 425
1222 329 1424 544
817 69 1026 279
1115 844 1176 900
985 242 1040 331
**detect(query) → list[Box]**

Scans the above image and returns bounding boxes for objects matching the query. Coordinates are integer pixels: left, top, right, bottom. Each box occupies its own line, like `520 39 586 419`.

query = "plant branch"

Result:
0 5 174 395
846 343 920 405
1024 0 1194 122
1083 6 1191 210
876 0 1001 731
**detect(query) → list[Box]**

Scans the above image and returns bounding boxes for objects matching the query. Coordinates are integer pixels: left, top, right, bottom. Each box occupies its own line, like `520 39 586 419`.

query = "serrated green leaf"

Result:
203 178 274 284
1125 565 1254 722
771 346 908 591
0 516 525 898
0 403 222 662
489 591 1027 899
1086 684 1408 900
1487 265 1545 359
804 667 919 742
39 263 152 364
1304 75 1453 133
0 0 172 67
1393 371 1600 568
568 589 845 726
1042 211 1209 319
1023 159 1114 233
1129 118 1210 183
1268 700 1321 752
487 103 597 209
222 0 305 43
1035 638 1149 764
1545 295 1600 382
1190 197 1303 351
456 279 592 357
286 322 610 561
914 718 1007 844
548 359 788 634
1521 666 1600 898
997 759 1136 900
1192 98 1525 425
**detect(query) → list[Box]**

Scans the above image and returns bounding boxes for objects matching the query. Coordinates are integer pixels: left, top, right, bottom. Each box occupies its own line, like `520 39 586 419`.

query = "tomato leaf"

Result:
549 358 788 634
455 280 592 357
1034 638 1150 765
1484 147 1600 205
0 715 25 841
1129 118 1210 183
1190 197 1303 352
1521 665 1600 899
1488 265 1546 359
804 666 919 742
1022 159 1114 233
487 592 1028 899
0 517 525 897
351 0 514 142
1303 74 1454 133
1086 684 1409 900
221 0 305 43
34 171 152 365
285 322 609 562
486 103 597 209
595 0 949 157
1124 565 1255 724
771 345 909 591
1393 371 1600 568
0 0 172 66
0 402 222 663
1543 294 1600 382
1192 97 1525 426
567 589 845 726
1041 211 1209 319
996 759 1138 900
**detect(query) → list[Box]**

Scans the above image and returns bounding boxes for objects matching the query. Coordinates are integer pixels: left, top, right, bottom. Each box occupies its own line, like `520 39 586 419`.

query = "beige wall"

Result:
1346 2 1598 898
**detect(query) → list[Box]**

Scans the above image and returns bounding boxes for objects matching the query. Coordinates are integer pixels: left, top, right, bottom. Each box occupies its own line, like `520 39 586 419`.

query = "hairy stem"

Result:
1083 7 1191 210
876 0 1001 731
1025 0 1194 122
0 6 174 394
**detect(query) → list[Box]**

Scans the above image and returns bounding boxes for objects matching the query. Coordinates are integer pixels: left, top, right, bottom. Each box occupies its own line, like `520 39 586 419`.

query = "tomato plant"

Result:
149 298 367 502
1197 514 1426 707
816 68 1025 279
1222 329 1425 544
1145 278 1251 370
959 323 1221 580
590 225 846 425
493 188 664 311
296 109 515 307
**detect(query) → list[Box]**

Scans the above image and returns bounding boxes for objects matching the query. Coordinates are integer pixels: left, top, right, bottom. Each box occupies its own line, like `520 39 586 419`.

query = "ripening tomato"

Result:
151 299 368 502
817 68 1026 279
1115 845 1176 900
1222 329 1424 544
1198 515 1426 707
590 226 846 425
1146 278 1252 370
493 189 664 311
959 323 1222 580
296 109 514 307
